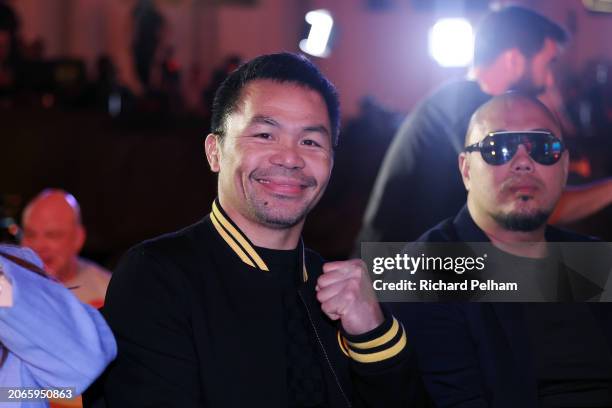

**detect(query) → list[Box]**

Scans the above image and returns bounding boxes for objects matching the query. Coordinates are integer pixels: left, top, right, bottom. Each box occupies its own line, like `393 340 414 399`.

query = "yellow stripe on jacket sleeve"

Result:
346 317 400 350
337 330 350 357
347 327 407 364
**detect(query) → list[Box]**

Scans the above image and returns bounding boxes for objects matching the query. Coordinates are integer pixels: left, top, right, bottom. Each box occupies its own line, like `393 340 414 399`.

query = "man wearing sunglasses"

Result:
459 96 569 239
356 5 612 248
394 93 612 407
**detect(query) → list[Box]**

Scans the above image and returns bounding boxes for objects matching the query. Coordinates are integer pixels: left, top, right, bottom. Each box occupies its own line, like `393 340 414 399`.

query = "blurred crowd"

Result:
0 1 242 121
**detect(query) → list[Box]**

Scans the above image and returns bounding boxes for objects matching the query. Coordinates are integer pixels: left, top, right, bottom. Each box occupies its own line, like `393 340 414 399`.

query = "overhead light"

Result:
299 9 334 58
428 18 474 67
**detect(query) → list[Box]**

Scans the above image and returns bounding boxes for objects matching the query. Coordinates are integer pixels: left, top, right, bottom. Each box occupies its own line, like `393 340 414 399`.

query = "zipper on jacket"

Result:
298 290 352 408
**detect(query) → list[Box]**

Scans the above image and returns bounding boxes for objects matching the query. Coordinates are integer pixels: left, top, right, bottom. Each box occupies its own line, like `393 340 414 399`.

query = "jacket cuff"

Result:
339 308 407 364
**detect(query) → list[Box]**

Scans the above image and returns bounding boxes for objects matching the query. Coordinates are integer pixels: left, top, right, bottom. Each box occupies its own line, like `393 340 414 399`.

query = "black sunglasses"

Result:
464 130 565 166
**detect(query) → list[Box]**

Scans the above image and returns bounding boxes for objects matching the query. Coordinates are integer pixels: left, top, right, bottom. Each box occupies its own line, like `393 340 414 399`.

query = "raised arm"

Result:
551 178 612 225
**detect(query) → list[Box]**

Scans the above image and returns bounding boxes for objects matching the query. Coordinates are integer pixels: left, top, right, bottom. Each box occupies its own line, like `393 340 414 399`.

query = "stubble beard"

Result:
245 167 320 229
245 194 312 228
508 64 546 97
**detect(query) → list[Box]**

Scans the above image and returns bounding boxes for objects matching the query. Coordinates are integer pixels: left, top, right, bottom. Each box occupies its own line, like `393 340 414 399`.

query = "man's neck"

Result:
467 201 549 258
219 201 303 250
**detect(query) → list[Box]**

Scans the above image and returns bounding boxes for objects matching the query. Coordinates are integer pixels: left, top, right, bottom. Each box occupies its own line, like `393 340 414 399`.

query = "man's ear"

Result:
560 149 570 188
204 133 221 173
503 48 527 84
459 152 471 192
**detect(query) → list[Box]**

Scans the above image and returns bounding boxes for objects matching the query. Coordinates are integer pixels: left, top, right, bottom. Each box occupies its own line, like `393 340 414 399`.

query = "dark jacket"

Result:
102 200 421 407
356 80 491 245
394 205 612 408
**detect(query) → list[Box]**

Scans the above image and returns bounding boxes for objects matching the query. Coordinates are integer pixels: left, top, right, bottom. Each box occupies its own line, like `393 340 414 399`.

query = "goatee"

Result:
492 211 551 232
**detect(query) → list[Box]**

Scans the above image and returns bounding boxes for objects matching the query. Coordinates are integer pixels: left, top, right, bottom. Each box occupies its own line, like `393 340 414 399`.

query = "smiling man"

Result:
207 78 333 248
102 53 416 408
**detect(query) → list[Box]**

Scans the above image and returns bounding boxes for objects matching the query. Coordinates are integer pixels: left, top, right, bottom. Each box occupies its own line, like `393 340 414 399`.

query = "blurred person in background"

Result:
21 189 111 308
201 54 243 117
131 0 164 92
0 2 21 102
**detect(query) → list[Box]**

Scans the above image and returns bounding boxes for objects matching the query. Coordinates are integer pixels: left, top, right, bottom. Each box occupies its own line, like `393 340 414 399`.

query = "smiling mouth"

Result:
255 178 306 186
254 177 310 195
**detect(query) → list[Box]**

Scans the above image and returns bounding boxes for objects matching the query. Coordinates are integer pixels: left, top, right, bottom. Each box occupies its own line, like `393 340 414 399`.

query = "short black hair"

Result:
474 6 569 67
210 52 341 146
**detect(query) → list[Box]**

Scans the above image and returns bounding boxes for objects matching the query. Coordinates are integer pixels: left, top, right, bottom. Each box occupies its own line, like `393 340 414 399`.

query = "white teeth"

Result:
257 179 270 184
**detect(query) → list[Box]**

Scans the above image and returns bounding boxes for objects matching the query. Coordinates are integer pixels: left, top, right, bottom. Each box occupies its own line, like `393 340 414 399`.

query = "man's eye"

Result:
302 139 322 147
254 133 271 139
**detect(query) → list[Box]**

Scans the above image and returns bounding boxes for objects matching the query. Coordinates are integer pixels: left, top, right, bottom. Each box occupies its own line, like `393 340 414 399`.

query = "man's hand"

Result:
316 259 384 335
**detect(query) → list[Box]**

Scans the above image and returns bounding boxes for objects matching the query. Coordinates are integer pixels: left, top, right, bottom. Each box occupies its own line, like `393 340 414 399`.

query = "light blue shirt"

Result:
0 245 117 407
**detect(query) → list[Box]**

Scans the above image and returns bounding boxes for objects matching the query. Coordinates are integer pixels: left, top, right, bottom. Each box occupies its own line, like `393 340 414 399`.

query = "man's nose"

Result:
270 142 306 169
510 144 534 173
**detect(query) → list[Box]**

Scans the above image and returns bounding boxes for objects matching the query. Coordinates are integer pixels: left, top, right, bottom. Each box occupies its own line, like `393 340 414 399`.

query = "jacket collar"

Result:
210 199 308 282
452 205 489 242
453 204 605 300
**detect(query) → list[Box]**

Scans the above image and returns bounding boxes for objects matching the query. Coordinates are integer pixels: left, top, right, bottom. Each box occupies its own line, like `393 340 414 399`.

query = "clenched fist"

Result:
316 259 384 335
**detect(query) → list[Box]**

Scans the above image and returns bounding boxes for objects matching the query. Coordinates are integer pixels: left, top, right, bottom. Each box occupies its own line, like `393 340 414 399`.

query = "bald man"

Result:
21 189 111 308
459 93 568 247
394 93 612 407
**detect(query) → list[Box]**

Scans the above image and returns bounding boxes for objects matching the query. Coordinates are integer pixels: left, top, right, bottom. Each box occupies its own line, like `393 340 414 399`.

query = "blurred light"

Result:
299 9 333 58
428 18 474 67
569 157 592 178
